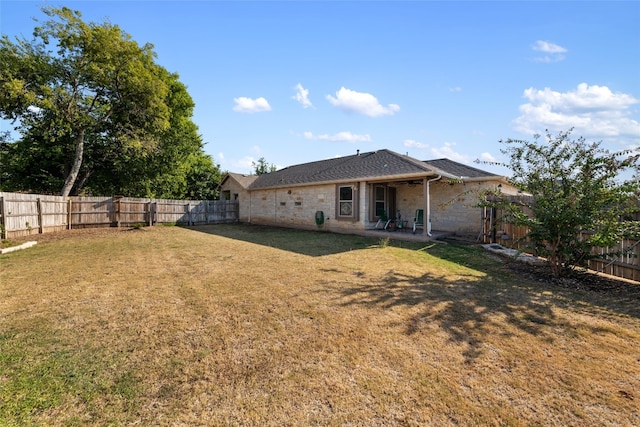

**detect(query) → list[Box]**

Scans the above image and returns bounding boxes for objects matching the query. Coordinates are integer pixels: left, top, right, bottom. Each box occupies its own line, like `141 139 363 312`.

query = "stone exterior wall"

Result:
248 182 366 232
429 179 505 238
220 176 517 238
392 183 425 225
219 178 252 222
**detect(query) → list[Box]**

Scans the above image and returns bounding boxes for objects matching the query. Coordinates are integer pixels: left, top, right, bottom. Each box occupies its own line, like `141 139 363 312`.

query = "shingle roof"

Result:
248 149 441 190
423 158 499 179
220 172 258 189
226 150 504 191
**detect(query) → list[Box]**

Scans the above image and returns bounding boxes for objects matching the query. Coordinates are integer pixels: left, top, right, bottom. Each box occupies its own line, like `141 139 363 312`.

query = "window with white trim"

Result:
336 184 358 220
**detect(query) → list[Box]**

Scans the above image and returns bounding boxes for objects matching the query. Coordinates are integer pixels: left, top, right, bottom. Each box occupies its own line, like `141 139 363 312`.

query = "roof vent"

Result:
356 149 360 156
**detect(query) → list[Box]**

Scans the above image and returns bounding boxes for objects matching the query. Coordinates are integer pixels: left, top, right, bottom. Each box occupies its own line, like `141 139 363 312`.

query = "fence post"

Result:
0 196 5 239
185 203 192 225
115 196 122 228
37 198 43 234
67 199 72 230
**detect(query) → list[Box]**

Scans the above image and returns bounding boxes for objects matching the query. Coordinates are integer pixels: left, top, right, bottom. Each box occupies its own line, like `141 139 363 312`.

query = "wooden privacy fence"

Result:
481 204 640 282
0 192 238 239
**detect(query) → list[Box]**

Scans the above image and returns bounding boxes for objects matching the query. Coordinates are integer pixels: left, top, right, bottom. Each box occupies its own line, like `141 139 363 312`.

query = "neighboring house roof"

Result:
218 172 258 190
248 149 453 190
423 158 499 179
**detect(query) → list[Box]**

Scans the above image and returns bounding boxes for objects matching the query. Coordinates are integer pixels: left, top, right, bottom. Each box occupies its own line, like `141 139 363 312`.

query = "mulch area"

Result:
503 258 640 301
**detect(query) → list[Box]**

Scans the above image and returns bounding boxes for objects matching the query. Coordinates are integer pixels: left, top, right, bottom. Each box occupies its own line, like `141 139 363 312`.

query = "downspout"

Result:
426 175 442 237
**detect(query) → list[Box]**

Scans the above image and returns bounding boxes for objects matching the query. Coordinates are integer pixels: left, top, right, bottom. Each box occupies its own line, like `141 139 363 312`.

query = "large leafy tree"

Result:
0 6 220 198
482 129 639 278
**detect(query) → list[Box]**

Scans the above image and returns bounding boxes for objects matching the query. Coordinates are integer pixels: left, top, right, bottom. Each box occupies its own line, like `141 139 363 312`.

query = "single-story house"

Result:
218 149 519 240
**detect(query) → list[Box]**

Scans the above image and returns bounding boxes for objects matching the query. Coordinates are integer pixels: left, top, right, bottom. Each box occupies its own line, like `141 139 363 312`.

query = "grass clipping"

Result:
1 224 638 426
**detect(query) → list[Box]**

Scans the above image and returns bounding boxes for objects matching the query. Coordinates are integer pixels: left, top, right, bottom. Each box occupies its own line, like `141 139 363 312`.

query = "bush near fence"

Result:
480 198 639 282
0 192 238 239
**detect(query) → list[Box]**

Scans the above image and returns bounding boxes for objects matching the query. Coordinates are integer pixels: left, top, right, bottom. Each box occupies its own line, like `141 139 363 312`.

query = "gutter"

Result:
248 172 458 192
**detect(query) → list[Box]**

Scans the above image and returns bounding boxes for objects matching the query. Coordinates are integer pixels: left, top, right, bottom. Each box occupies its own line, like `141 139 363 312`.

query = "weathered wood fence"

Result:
481 204 640 282
0 192 238 239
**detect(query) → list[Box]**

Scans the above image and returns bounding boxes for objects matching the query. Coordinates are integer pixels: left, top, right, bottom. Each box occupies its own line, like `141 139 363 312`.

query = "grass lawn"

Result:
1 224 638 426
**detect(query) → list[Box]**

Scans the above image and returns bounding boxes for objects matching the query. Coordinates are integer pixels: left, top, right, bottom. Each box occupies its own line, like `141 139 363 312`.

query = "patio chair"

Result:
412 209 424 234
374 211 392 230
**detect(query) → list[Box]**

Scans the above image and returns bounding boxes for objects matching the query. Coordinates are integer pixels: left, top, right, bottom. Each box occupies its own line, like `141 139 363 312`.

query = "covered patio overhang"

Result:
362 170 459 241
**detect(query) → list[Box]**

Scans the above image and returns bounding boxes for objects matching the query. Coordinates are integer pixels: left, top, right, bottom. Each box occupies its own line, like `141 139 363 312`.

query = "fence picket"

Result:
483 203 639 282
0 192 238 239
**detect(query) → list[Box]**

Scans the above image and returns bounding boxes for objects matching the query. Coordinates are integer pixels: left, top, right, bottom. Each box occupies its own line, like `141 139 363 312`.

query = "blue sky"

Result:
1 1 639 176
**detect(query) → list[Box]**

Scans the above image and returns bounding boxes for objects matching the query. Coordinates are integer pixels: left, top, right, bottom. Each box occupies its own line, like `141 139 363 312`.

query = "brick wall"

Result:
219 178 252 222
429 179 504 238
248 183 365 232
221 177 515 238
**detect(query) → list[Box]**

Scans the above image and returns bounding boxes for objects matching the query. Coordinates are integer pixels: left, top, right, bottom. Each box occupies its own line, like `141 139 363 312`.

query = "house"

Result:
218 149 519 240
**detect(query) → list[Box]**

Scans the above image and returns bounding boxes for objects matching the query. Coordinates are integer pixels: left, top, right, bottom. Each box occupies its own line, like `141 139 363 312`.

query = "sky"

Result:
1 0 639 176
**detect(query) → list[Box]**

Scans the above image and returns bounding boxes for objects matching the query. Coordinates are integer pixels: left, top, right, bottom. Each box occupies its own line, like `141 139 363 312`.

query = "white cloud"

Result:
326 87 400 117
233 97 272 113
449 87 462 93
429 142 471 164
292 83 312 108
403 139 475 164
231 156 256 172
533 40 567 54
478 152 497 163
513 83 640 139
403 139 428 149
531 40 567 62
403 139 501 169
303 131 371 143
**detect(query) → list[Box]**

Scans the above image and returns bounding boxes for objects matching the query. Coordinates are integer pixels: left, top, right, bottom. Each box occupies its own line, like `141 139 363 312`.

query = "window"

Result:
336 184 358 220
375 186 386 218
369 185 396 222
339 186 353 216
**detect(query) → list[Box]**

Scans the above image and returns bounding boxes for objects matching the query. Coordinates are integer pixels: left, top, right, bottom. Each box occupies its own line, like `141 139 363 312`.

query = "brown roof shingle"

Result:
231 150 504 191
248 149 441 190
423 158 499 179
220 172 258 189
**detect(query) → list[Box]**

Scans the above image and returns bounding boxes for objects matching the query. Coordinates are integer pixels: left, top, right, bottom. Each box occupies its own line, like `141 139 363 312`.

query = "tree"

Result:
0 7 185 196
73 67 221 199
252 157 277 175
182 152 223 200
481 129 640 278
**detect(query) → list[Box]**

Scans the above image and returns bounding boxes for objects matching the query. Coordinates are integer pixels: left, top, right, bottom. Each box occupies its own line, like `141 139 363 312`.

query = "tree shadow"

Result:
182 223 390 257
187 223 639 362
325 262 639 363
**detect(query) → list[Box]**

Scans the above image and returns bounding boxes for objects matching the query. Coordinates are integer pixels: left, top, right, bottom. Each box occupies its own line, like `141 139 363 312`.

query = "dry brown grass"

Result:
1 224 638 426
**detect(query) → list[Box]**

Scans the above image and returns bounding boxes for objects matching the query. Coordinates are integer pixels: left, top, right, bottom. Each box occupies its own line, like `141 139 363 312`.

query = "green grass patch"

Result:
0 324 141 426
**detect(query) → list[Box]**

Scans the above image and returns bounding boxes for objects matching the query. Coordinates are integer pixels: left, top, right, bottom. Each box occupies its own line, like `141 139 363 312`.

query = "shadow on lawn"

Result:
330 262 639 363
184 223 388 257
